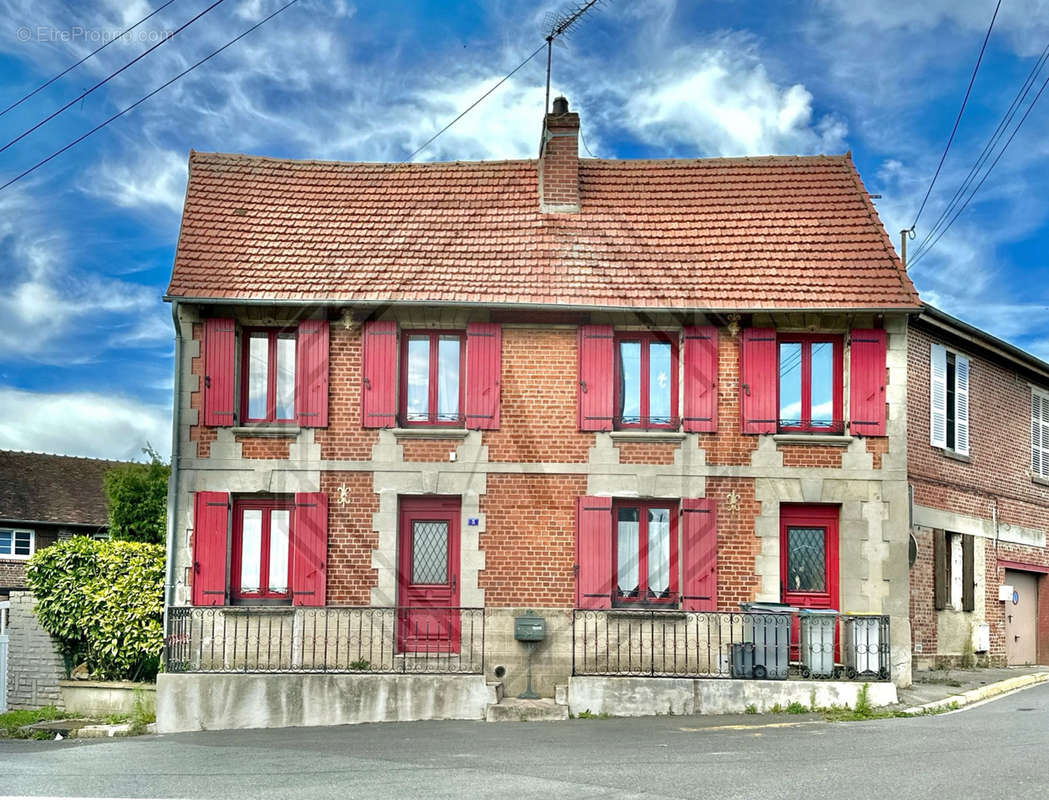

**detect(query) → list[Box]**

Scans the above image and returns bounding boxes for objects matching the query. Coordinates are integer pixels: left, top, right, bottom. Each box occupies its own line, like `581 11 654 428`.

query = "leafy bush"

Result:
103 447 170 545
26 537 165 681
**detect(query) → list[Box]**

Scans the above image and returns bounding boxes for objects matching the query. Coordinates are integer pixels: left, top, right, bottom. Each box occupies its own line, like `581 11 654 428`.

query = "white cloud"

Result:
0 387 170 461
87 147 188 215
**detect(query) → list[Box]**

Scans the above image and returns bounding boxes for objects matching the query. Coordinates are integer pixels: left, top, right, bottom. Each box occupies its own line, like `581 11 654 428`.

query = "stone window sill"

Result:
222 605 295 614
392 427 470 440
232 425 300 438
609 430 687 443
1032 474 1049 488
941 448 972 464
607 608 687 619
772 433 854 447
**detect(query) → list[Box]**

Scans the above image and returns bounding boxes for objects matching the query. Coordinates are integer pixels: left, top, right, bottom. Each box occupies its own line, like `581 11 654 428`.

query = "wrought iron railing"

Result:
572 609 890 681
165 606 484 674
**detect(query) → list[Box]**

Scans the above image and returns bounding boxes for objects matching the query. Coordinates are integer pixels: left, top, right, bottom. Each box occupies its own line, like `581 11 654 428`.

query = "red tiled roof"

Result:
0 450 127 528
166 152 919 310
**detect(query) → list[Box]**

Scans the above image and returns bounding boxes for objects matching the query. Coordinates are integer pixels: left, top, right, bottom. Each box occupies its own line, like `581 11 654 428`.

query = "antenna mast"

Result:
543 0 602 113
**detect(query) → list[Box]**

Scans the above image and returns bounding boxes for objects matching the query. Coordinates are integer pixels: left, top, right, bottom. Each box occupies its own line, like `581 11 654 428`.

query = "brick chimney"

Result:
538 96 580 213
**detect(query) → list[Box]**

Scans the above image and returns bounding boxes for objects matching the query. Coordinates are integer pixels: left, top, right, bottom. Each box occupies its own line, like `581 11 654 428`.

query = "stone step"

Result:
485 698 569 722
486 681 504 705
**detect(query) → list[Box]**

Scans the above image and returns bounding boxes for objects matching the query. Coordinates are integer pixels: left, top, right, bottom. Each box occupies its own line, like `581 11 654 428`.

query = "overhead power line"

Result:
907 0 1002 232
908 66 1049 270
0 0 227 155
908 39 1049 266
0 0 180 119
0 0 301 194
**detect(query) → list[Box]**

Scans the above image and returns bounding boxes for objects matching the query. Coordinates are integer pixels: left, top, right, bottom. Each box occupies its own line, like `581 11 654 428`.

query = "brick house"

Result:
160 98 921 729
0 450 117 598
908 305 1049 668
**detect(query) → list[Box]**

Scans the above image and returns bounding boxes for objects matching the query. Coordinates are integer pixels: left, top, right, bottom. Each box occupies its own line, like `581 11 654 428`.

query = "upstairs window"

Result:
0 528 33 559
1032 388 1049 479
400 331 465 426
613 500 678 605
241 329 297 424
777 335 843 433
930 344 969 455
231 499 293 602
614 333 678 429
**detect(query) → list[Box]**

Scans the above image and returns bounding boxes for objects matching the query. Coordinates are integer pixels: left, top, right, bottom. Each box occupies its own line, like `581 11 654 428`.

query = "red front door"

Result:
397 497 460 653
781 505 840 659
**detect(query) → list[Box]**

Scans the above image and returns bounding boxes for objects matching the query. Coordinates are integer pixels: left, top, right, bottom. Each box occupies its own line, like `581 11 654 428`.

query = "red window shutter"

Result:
203 318 236 427
465 322 501 430
848 328 887 436
683 325 718 433
578 324 614 431
192 491 229 606
361 320 398 428
575 496 612 609
740 327 777 434
292 492 327 607
295 319 329 428
681 497 717 611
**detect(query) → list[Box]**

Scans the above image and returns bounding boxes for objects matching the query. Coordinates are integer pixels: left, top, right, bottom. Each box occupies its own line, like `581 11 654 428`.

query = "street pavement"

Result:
2 682 1048 800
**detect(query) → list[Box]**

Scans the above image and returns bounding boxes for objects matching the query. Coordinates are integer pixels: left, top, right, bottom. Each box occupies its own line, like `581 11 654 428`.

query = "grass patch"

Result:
572 710 611 720
744 704 758 715
784 701 808 715
0 706 68 738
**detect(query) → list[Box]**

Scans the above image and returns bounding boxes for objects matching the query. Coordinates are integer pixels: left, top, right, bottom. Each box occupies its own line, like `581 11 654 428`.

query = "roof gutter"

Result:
162 300 182 664
918 304 1049 385
162 295 921 315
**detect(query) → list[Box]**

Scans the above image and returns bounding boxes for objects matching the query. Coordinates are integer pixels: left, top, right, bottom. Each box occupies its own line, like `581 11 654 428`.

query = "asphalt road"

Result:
2 683 1048 800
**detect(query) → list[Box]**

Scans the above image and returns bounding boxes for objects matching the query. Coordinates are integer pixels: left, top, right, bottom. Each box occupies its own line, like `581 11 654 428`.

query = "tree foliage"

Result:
26 537 165 681
103 447 169 545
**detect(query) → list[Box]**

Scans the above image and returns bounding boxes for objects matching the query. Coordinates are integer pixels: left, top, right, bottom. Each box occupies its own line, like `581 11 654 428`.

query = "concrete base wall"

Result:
156 672 490 733
59 681 155 718
568 676 897 717
5 591 66 710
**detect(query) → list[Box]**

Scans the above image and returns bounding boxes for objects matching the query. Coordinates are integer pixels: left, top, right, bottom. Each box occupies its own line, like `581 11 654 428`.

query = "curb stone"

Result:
902 671 1049 715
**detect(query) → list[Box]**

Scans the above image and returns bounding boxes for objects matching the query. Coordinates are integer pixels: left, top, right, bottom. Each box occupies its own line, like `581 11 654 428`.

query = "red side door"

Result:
397 497 461 653
780 504 840 658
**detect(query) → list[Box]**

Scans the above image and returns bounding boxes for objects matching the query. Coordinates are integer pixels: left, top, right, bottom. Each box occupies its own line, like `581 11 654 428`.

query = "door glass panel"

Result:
411 521 448 584
786 527 826 592
240 509 263 593
618 341 641 424
779 342 802 426
648 342 672 425
406 337 430 422
436 336 460 423
268 510 290 593
810 342 833 427
275 335 296 420
647 508 671 597
616 507 640 596
247 334 269 419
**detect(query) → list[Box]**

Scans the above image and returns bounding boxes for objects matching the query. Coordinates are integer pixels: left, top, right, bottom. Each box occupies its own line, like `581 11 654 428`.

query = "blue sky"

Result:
0 0 1047 460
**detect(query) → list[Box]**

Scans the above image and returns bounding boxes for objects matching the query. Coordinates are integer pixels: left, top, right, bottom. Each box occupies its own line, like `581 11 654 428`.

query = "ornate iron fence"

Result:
572 609 890 680
165 606 484 674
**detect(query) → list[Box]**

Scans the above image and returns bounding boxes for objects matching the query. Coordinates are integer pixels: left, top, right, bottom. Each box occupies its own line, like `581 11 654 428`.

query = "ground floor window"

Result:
231 499 293 602
614 500 678 605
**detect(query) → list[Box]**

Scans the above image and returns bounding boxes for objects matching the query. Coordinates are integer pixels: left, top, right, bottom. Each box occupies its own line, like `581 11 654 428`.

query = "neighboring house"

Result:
161 97 921 727
908 306 1049 667
0 450 118 598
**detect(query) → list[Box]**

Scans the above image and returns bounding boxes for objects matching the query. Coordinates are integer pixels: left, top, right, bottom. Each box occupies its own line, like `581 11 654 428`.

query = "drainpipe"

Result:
162 300 183 668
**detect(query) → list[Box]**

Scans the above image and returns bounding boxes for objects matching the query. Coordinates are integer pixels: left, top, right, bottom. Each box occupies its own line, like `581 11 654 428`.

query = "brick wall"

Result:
705 328 760 466
188 322 217 459
706 477 761 610
778 445 843 469
483 327 593 463
315 324 378 461
478 474 586 606
614 441 678 465
0 560 28 592
236 437 291 459
323 471 379 605
5 590 66 710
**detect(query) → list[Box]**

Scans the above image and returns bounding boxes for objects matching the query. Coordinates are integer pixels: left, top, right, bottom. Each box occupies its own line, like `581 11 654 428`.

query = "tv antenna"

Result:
542 1 603 113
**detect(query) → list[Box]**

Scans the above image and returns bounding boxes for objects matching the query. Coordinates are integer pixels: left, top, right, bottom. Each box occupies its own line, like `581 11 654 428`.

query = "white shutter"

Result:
930 343 947 448
954 354 970 455
1033 390 1049 478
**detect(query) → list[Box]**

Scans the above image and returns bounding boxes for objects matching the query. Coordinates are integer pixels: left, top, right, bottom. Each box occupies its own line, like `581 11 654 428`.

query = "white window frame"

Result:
930 343 970 456
0 528 35 560
1032 386 1049 479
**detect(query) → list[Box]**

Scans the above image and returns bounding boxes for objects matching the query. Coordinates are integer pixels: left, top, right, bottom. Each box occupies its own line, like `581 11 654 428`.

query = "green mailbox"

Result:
514 613 546 642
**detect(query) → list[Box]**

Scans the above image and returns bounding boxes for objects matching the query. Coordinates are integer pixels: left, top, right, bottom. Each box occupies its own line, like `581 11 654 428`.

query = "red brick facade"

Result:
907 320 1049 666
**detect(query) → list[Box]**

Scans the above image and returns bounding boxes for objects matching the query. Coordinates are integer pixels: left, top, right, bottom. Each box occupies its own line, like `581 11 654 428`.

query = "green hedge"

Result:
26 537 165 681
